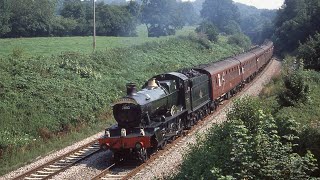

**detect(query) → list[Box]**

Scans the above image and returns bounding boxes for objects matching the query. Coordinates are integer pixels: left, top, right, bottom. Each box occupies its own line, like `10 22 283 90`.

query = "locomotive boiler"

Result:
113 78 179 128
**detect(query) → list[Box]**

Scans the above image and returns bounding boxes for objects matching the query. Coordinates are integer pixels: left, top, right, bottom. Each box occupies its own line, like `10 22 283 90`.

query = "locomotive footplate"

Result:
98 127 156 151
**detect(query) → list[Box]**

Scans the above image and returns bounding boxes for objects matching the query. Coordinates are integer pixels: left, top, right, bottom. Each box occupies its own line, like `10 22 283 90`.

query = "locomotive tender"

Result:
98 41 274 162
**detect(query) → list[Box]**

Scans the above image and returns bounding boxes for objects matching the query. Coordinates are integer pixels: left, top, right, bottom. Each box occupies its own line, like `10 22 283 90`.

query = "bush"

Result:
223 20 242 35
172 97 318 179
183 33 212 49
227 33 251 50
298 33 320 71
278 70 310 107
195 21 219 42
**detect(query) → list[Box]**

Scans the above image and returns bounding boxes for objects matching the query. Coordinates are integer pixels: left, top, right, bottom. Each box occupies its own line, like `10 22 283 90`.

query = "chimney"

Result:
126 83 137 95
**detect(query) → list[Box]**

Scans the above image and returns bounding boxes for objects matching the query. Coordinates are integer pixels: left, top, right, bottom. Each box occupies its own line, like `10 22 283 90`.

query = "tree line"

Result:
0 0 199 38
273 0 320 70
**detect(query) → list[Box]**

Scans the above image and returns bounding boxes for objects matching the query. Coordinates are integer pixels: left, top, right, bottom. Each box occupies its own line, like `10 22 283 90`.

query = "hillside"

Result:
0 34 245 175
235 3 276 44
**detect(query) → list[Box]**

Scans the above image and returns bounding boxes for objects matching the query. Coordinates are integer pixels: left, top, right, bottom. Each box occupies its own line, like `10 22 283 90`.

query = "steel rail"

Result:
13 140 101 180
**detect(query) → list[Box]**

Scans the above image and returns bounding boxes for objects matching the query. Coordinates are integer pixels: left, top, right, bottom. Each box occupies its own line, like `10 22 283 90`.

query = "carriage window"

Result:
218 74 221 87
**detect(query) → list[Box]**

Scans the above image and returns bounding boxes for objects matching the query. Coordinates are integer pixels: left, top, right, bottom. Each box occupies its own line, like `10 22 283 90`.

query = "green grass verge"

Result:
0 26 195 57
0 33 243 175
0 120 113 175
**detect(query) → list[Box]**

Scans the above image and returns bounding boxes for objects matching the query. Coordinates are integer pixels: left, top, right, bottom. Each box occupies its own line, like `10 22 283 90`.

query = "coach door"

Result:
217 73 222 98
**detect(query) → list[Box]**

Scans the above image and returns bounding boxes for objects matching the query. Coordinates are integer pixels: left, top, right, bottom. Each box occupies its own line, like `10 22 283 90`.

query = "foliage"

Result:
236 3 276 44
227 33 252 50
273 0 320 53
0 0 11 36
201 0 240 32
51 16 78 37
258 65 320 177
0 35 244 175
298 33 320 71
141 0 185 37
96 3 137 36
223 20 242 35
60 0 93 36
126 0 141 19
4 0 56 37
195 21 219 42
0 0 139 38
172 97 318 179
179 2 200 26
278 57 310 107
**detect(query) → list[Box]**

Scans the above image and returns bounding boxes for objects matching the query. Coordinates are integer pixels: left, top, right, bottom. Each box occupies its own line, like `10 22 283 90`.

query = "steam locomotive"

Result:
98 41 274 162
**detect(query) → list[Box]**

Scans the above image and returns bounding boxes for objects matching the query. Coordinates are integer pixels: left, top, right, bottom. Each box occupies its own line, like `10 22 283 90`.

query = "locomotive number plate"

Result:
122 105 131 110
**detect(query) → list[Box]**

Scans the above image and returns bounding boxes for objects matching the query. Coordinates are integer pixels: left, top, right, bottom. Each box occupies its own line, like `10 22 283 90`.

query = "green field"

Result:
0 26 196 57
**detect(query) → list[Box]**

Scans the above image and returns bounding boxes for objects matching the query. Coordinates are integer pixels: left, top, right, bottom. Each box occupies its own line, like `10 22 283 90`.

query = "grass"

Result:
0 25 196 57
0 32 243 175
0 120 114 174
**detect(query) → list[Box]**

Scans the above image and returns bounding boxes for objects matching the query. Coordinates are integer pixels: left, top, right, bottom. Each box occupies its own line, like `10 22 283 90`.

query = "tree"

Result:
298 33 320 70
126 0 141 18
180 2 199 25
195 21 218 42
60 0 92 36
4 0 56 37
0 0 11 36
141 0 184 37
223 20 241 35
236 3 276 44
61 0 86 19
228 33 252 50
96 3 137 36
201 0 240 32
278 68 310 107
273 0 320 53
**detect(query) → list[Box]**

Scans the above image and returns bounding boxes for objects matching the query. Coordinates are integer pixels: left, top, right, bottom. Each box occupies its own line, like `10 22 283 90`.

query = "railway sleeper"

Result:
24 177 42 180
43 167 61 171
31 174 48 177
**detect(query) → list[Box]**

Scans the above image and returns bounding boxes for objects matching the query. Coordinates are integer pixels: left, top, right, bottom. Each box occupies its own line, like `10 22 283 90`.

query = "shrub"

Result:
195 21 219 42
298 33 320 71
278 70 310 107
223 20 242 35
172 97 318 179
227 33 252 50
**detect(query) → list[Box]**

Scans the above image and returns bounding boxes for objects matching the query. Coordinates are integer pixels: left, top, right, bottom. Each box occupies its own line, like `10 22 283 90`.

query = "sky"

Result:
233 0 284 9
181 0 284 10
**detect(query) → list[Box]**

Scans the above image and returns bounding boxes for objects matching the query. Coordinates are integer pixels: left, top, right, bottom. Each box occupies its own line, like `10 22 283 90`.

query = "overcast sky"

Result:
232 0 284 9
181 0 284 10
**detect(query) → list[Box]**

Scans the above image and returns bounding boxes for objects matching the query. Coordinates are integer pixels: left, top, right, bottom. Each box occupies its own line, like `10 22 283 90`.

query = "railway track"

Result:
91 58 276 180
91 163 137 180
12 141 101 180
91 145 180 180
91 115 218 180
